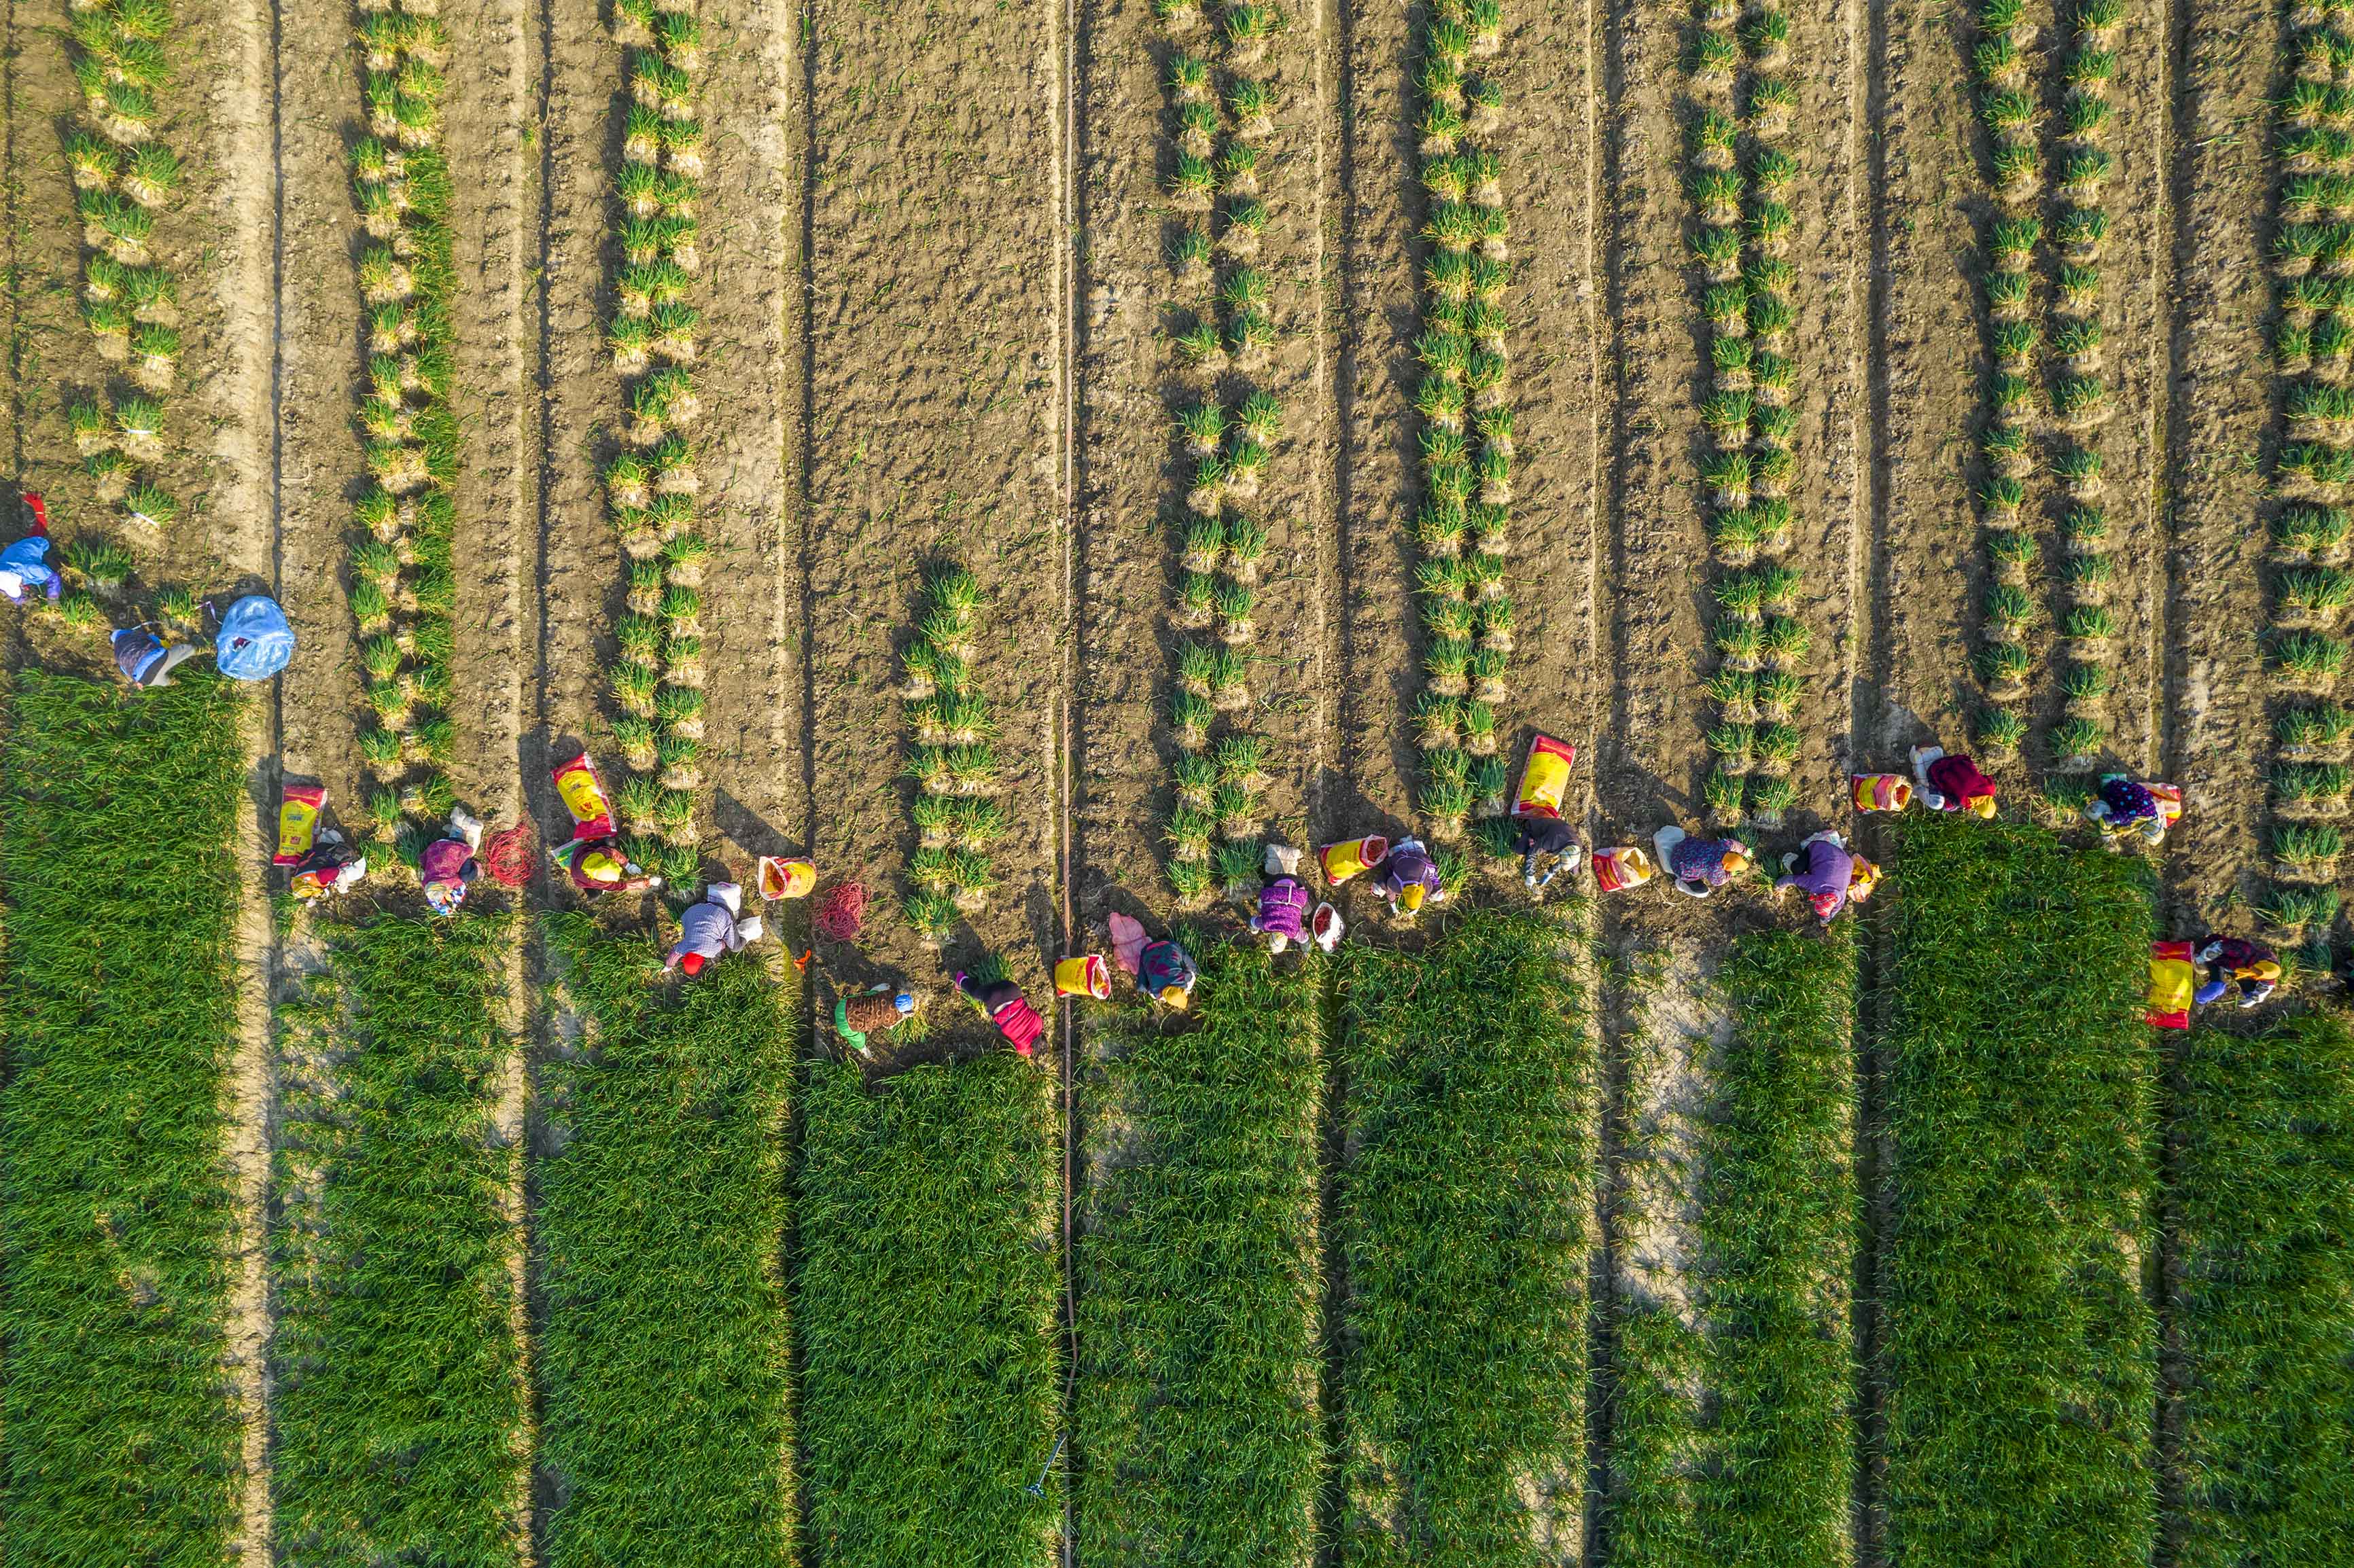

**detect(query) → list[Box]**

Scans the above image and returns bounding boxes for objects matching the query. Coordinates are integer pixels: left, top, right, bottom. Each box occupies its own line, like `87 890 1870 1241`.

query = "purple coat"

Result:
1670 834 1740 889
1254 878 1308 941
1380 840 1443 902
1775 838 1854 918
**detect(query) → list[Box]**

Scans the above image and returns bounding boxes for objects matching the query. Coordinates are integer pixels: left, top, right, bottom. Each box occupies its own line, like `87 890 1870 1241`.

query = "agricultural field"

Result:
1 0 2352 1564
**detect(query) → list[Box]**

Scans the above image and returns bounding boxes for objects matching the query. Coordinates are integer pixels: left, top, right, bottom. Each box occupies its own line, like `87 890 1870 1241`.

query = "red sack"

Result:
550 753 616 841
2148 940 2195 1030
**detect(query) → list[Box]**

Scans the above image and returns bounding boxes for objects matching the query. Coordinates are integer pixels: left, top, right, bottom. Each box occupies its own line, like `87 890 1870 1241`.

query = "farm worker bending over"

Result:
2194 936 2281 1008
1776 831 1857 923
557 835 656 894
1251 844 1310 952
665 881 764 976
1379 837 1445 916
1515 815 1581 891
289 833 365 902
1653 825 1752 899
956 969 1045 1055
1110 910 1201 1008
1911 743 1998 817
2084 775 2166 847
112 626 202 688
420 806 485 916
833 984 915 1057
0 495 60 606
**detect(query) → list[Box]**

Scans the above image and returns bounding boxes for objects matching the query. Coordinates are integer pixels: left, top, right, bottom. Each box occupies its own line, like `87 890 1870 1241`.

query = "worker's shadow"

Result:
710 788 801 861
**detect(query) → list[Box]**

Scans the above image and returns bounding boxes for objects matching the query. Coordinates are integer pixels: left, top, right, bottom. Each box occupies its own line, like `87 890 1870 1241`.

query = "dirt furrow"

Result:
200 0 281 1553
2101 0 2177 779
798 0 1069 1003
271 0 365 810
2158 6 2281 925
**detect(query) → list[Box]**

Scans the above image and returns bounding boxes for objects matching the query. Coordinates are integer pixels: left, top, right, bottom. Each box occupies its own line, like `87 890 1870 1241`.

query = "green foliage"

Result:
271 914 524 1566
1337 907 1593 1565
1880 813 2156 1568
538 919 796 1568
1078 938 1322 1567
2170 1016 2354 1567
798 1056 1059 1567
0 673 244 1565
1605 928 1856 1568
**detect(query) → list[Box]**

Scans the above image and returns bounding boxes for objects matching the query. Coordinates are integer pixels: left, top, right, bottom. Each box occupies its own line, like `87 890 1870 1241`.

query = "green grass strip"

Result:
798 1052 1060 1567
0 671 244 1567
1076 936 1322 1568
1698 926 1855 1564
1604 927 1855 1568
270 913 523 1567
537 917 796 1568
1881 810 2156 1568
1337 904 1594 1565
2170 1014 2354 1567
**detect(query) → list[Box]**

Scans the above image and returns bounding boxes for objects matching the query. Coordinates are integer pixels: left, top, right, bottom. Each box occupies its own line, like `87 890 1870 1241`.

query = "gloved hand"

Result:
2193 980 2228 1006
737 914 765 943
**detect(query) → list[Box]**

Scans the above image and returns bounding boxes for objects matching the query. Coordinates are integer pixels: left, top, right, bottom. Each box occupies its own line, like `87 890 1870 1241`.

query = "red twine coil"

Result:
815 881 866 941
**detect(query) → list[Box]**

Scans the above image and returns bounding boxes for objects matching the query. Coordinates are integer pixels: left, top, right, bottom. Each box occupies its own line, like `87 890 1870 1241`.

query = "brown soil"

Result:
798 0 1071 1012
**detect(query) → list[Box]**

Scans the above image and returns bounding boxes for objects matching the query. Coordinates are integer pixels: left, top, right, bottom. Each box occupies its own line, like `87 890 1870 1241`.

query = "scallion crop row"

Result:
1409 0 1520 849
601 0 713 889
342 0 464 843
900 564 1008 948
1076 934 1322 1568
797 1054 1062 1567
2262 9 2354 950
58 0 186 629
536 917 797 1568
1336 906 1593 1563
269 914 525 1566
1692 1 1811 831
1602 925 1855 1568
2168 1014 2354 1567
0 672 245 1565
1879 810 2156 1568
1154 4 1284 905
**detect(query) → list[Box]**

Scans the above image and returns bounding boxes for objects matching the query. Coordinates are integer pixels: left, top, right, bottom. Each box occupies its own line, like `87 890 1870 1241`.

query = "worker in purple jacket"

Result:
1378 837 1445 917
420 807 485 916
1251 844 1310 952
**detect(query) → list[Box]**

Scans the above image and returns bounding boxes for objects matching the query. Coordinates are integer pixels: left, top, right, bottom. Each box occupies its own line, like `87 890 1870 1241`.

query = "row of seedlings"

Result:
2266 8 2354 949
1969 0 2125 777
1966 0 2045 764
2044 0 2125 774
602 0 712 890
1693 2 1810 832
344 0 463 846
1159 1 1280 905
901 566 1005 948
61 0 184 624
1411 0 1520 852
